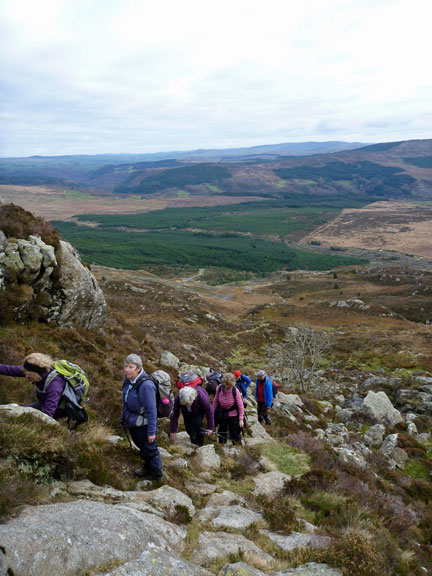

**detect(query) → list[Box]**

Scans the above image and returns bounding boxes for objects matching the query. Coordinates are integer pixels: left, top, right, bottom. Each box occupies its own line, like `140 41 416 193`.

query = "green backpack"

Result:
44 359 90 428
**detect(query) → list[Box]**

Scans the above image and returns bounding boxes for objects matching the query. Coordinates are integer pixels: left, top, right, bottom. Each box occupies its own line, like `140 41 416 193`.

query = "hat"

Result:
234 370 241 379
256 370 266 379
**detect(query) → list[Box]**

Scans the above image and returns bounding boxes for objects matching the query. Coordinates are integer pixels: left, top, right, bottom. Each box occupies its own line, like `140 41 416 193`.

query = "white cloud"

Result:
0 0 431 156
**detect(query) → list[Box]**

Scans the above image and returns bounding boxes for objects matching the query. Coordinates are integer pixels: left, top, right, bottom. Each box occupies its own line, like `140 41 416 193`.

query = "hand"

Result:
207 429 213 436
170 433 177 441
148 435 156 443
239 419 244 428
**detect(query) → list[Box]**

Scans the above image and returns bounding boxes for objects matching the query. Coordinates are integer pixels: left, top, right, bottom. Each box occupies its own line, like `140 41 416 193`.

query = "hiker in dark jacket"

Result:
234 370 252 399
255 369 273 425
121 353 162 479
170 386 214 446
0 353 66 418
213 372 244 445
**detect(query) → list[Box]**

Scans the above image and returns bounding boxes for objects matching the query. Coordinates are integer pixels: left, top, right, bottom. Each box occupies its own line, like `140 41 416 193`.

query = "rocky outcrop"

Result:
0 404 59 425
362 391 403 427
0 232 106 329
0 500 187 576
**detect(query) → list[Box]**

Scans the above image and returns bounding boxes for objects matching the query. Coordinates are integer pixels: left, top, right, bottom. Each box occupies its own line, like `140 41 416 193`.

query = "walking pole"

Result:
122 423 139 453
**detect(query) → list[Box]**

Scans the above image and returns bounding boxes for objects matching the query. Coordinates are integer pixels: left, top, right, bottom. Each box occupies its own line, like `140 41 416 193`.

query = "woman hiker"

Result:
170 385 214 446
212 372 244 445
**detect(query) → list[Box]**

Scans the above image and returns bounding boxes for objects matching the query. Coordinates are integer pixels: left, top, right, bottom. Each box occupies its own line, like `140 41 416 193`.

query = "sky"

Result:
0 0 431 157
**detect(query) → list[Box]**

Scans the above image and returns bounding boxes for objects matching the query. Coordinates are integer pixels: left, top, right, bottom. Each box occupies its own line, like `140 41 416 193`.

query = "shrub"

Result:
0 203 59 247
316 531 380 576
261 495 299 533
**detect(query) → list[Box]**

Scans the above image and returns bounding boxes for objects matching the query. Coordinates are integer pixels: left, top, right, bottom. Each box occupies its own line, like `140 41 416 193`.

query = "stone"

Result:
0 500 187 576
169 457 188 470
219 562 266 576
205 490 247 508
391 447 409 469
252 471 292 498
183 479 218 496
276 393 304 412
198 505 264 529
0 229 7 251
407 422 418 436
379 433 399 456
273 563 343 575
190 444 221 471
51 240 107 329
191 531 273 565
160 350 180 369
335 447 367 468
0 404 59 425
363 424 385 448
362 391 403 427
97 548 214 575
66 480 195 519
260 529 331 552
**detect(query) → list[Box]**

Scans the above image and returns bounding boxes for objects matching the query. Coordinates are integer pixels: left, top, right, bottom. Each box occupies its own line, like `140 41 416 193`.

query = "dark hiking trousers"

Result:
257 401 271 424
129 425 162 474
218 415 241 445
183 410 205 446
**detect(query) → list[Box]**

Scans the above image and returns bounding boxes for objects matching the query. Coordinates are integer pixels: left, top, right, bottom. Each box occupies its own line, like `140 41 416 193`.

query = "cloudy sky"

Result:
1 0 431 157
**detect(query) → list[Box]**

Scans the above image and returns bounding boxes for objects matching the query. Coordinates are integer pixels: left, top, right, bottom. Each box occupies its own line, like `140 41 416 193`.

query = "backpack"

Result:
205 370 223 395
176 372 204 389
44 359 89 429
151 370 174 418
272 380 279 398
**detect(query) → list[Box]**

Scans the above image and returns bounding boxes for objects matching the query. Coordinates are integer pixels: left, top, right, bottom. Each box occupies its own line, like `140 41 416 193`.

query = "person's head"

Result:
124 354 143 381
179 386 197 406
256 370 266 381
234 370 241 380
222 373 236 390
23 353 53 383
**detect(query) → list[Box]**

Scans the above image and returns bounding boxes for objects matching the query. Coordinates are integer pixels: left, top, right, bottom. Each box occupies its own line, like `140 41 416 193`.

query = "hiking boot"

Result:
149 468 163 480
258 415 264 423
134 467 148 478
264 416 272 425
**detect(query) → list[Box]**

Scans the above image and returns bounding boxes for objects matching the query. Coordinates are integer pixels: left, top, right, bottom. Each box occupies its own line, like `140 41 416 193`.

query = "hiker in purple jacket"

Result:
170 385 214 446
0 352 66 418
121 353 162 479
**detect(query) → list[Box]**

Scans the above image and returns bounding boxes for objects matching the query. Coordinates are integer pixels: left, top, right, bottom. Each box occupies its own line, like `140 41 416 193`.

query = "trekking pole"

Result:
122 423 140 453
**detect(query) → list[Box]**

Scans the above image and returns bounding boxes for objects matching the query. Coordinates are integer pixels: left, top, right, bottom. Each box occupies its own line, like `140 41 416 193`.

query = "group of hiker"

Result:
0 352 277 481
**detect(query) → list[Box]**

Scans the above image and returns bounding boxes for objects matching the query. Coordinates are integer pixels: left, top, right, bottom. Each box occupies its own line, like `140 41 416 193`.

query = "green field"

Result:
53 221 366 274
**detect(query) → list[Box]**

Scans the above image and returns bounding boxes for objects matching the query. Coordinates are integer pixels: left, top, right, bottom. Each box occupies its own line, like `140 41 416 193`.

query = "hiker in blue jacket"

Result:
234 370 251 399
254 369 273 425
121 354 162 480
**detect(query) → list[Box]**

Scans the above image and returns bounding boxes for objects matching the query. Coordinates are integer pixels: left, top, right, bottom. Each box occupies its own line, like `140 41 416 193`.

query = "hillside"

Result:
0 206 431 575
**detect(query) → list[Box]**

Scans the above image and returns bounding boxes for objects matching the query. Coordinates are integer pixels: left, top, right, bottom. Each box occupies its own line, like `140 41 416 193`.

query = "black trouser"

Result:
257 401 270 423
218 415 241 445
183 410 205 446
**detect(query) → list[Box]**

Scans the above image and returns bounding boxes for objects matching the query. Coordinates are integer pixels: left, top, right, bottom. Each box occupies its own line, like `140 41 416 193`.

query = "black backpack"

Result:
205 370 223 395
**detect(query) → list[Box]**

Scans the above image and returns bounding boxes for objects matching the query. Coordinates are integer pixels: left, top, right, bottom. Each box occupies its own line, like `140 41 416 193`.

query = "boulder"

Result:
335 447 367 468
191 531 273 565
96 548 214 575
160 350 180 369
205 490 247 508
363 423 386 448
252 471 292 499
190 445 221 471
183 479 218 497
52 240 107 329
260 529 331 552
0 500 187 576
198 505 264 529
0 404 59 425
379 433 399 456
219 563 265 576
273 563 343 575
362 391 403 427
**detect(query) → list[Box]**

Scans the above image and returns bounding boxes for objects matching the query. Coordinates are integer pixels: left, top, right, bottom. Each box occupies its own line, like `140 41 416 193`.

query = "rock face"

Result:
0 404 59 425
0 232 106 329
0 500 187 576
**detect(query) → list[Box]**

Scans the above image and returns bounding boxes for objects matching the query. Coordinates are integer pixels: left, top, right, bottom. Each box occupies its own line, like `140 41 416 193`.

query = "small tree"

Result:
271 325 330 392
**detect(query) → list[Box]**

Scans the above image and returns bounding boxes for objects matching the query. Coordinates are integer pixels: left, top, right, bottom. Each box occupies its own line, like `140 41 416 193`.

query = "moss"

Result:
404 458 432 481
259 442 311 476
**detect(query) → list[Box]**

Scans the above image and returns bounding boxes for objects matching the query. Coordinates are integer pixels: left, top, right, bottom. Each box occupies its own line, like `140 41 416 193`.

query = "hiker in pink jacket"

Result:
212 372 244 445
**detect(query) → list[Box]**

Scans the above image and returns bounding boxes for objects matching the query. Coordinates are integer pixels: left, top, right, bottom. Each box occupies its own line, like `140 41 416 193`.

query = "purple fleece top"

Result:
0 364 65 417
170 385 214 433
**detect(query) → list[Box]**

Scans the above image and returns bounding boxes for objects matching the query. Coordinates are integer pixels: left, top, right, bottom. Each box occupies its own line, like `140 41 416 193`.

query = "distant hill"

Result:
0 138 431 200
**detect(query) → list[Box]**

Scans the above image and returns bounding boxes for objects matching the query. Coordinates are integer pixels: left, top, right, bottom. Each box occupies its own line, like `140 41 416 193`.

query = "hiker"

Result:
121 354 162 480
170 385 214 446
234 370 252 399
255 369 273 425
0 353 67 418
212 372 244 445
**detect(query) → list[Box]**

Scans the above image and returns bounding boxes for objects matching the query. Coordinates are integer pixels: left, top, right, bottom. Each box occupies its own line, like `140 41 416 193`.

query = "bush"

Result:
316 531 380 576
0 203 59 247
261 495 298 533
